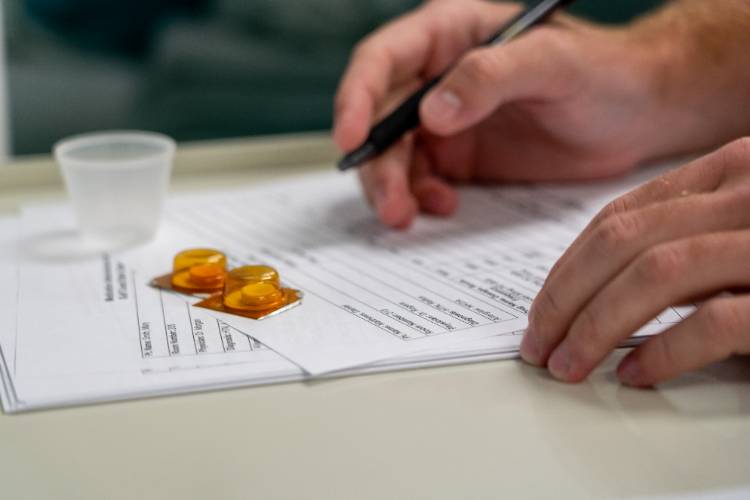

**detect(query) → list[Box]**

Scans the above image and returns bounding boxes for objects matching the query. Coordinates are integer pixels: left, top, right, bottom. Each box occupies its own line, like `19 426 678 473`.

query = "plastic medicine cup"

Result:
54 131 176 252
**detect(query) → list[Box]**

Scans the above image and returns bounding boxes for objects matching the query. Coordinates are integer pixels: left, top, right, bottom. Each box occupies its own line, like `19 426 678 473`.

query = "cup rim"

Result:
54 130 176 169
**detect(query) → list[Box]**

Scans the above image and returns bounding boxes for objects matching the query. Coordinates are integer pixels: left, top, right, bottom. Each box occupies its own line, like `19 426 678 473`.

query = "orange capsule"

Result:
171 249 227 293
223 265 286 312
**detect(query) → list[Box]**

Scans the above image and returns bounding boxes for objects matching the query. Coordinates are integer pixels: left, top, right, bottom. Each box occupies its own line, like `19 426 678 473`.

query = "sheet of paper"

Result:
2 164 694 412
161 167 689 374
9 208 296 410
4 211 523 412
0 217 19 410
4 206 521 412
16 179 540 379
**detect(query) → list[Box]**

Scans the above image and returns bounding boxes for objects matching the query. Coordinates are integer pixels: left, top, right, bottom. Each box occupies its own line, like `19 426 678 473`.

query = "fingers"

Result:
358 137 418 229
358 136 459 228
337 1 521 227
334 14 430 152
410 147 459 216
587 154 725 233
546 150 727 282
334 1 516 152
522 139 750 384
545 230 750 382
420 30 574 137
528 144 747 355
530 152 735 354
618 295 750 387
522 190 749 368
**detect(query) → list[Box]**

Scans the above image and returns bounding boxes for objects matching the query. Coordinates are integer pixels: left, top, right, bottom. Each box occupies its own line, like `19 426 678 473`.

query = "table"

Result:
1 133 748 500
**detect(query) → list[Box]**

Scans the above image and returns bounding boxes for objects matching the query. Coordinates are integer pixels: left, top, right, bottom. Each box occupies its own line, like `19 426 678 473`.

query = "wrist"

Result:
622 3 750 159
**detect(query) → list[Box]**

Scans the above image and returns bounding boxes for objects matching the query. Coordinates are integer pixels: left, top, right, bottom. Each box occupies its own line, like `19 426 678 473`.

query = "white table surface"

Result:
1 133 748 500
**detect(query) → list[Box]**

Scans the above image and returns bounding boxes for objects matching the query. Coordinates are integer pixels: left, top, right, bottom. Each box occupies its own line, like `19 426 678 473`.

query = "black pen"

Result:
337 0 576 171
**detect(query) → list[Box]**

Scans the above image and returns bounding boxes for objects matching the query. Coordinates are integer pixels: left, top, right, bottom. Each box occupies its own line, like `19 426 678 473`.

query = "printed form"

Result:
0 165 693 411
163 167 690 373
3 214 521 411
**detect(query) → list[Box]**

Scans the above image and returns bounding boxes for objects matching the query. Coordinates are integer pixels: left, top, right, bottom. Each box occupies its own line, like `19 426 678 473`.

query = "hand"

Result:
334 0 679 229
521 138 750 387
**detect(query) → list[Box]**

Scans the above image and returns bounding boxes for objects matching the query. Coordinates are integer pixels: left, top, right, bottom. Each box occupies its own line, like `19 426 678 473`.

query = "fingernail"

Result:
422 90 462 123
548 344 572 381
618 357 641 386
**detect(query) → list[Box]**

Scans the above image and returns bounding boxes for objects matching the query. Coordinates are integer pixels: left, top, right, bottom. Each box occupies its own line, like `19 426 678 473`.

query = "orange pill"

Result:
171 248 227 293
189 263 225 287
223 265 286 312
241 282 285 309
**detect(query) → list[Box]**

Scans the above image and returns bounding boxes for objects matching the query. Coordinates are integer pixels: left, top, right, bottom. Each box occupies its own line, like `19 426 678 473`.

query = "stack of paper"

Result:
0 166 692 413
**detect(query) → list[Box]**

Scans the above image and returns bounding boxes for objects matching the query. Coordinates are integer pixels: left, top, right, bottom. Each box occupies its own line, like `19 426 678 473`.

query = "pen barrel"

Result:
367 77 440 150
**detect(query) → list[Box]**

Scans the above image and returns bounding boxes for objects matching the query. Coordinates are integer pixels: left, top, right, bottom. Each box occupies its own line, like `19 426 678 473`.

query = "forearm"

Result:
630 0 750 156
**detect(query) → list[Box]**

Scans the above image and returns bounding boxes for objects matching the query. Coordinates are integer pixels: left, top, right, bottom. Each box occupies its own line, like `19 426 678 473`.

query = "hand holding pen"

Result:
337 0 577 171
333 0 750 387
333 0 672 229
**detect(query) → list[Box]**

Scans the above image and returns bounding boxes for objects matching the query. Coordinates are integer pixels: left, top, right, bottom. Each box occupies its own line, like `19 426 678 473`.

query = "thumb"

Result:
420 37 564 136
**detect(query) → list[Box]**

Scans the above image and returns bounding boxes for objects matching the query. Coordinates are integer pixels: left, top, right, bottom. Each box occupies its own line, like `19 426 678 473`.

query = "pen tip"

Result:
336 143 377 172
337 155 358 172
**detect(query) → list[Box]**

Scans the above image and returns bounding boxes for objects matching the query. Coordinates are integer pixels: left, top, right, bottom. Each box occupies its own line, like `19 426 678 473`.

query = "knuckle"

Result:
531 29 570 55
428 0 461 18
351 39 371 60
608 194 639 217
526 30 580 83
727 137 750 158
546 258 563 281
717 187 750 218
351 37 385 65
458 50 504 85
593 194 638 225
634 244 686 282
592 213 641 255
533 286 564 326
718 137 750 178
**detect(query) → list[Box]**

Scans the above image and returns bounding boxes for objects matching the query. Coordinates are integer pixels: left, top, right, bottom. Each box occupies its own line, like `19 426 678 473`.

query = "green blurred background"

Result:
4 0 664 155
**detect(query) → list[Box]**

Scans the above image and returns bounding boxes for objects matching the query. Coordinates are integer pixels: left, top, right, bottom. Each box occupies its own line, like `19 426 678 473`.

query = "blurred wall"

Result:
0 2 8 160
4 0 664 157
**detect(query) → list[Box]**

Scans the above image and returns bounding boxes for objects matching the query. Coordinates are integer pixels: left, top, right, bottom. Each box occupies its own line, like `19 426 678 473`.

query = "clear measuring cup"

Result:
54 131 176 252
